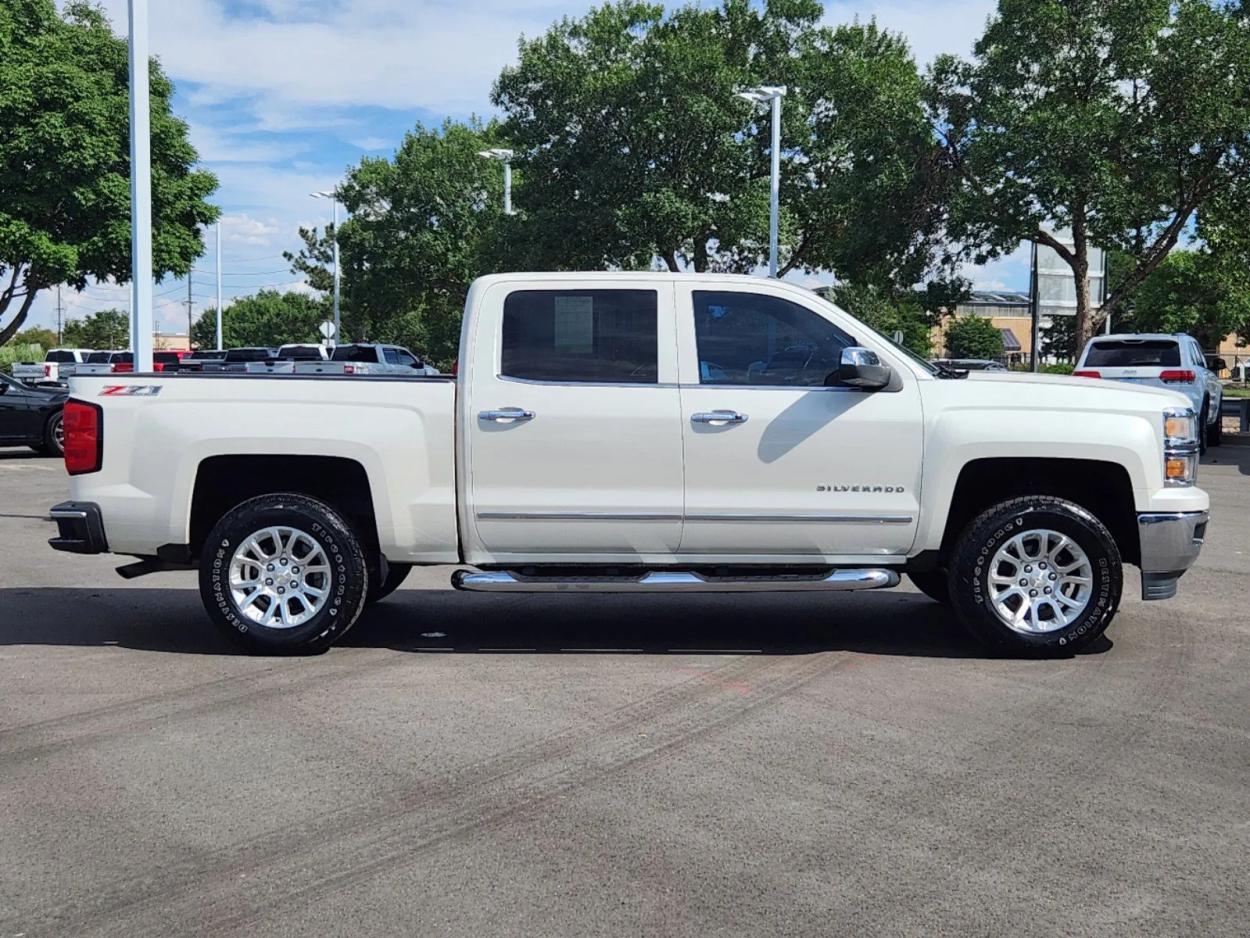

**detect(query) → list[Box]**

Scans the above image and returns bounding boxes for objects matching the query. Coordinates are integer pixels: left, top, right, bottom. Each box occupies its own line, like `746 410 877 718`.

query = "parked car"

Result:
0 373 67 456
277 344 329 362
931 358 1008 372
1075 333 1223 450
293 343 436 376
180 349 227 373
52 272 1208 658
219 347 279 373
11 348 93 386
75 350 131 375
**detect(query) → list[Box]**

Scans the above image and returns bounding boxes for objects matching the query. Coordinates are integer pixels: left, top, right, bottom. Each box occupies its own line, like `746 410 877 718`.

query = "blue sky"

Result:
31 0 1028 336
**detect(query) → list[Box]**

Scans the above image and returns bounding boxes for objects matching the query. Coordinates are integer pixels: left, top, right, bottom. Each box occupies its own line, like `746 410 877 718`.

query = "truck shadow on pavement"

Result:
0 587 1111 659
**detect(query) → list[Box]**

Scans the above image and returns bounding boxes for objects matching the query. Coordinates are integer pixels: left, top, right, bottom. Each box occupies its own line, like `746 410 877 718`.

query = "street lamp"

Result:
310 190 341 345
478 148 515 215
737 85 787 278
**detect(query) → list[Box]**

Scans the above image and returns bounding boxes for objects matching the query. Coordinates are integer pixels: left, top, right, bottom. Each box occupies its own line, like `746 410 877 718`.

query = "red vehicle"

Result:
109 350 190 374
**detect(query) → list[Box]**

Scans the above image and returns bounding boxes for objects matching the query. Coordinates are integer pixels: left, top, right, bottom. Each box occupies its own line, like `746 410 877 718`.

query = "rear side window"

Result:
501 289 658 383
1084 340 1180 367
331 345 380 363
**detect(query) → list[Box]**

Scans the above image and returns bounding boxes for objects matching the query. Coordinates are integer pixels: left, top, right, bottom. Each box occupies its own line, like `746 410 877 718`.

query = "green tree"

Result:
930 0 1250 349
310 119 506 365
62 308 128 349
12 326 57 349
819 282 952 357
944 315 1004 360
1039 314 1079 363
0 1 218 345
190 290 328 349
1131 250 1250 349
492 1 950 286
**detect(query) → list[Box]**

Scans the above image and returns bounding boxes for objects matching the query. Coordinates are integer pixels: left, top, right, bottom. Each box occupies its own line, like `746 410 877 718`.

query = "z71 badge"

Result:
99 385 163 396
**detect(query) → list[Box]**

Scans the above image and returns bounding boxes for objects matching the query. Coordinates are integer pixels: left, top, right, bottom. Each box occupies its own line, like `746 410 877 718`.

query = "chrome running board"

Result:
451 568 900 593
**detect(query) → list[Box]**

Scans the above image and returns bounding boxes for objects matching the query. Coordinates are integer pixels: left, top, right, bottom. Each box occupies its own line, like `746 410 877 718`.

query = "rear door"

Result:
464 280 683 559
674 282 924 560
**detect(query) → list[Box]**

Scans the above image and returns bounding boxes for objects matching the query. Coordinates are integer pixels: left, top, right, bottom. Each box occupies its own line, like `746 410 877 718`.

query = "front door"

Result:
464 281 684 561
675 283 924 561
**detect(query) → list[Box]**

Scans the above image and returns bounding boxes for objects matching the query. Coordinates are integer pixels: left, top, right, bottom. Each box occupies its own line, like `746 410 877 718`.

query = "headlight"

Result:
1163 407 1199 487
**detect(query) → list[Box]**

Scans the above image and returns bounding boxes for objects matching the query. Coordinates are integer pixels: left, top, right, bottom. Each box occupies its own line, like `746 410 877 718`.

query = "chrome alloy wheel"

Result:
52 414 65 451
228 526 332 628
987 528 1093 634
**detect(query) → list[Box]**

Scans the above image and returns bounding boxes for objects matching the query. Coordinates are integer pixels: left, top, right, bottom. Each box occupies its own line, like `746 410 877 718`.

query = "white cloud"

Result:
822 0 995 67
351 136 392 151
218 213 282 247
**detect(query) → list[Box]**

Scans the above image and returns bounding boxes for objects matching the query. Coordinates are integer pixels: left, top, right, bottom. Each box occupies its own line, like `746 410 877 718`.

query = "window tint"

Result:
47 350 77 363
501 290 658 383
1084 340 1180 367
396 349 420 368
112 352 133 364
86 352 112 363
153 352 182 366
693 291 854 386
278 346 324 361
331 345 380 363
224 348 273 363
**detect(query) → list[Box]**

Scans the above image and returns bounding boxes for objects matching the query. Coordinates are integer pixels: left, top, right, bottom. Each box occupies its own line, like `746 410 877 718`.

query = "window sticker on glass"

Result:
553 295 594 352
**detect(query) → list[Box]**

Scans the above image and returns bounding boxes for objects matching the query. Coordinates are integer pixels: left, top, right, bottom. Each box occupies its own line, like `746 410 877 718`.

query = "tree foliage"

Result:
943 315 1004 360
62 308 128 349
0 0 219 345
12 326 57 349
1131 251 1250 349
190 290 328 350
930 0 1250 348
492 0 949 286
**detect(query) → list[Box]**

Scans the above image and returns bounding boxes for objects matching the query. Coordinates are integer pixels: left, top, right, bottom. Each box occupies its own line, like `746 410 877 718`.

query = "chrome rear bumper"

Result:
1137 511 1208 600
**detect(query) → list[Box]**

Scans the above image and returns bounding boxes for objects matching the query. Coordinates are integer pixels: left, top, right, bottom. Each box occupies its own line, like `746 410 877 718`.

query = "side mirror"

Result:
826 347 892 390
1211 357 1227 372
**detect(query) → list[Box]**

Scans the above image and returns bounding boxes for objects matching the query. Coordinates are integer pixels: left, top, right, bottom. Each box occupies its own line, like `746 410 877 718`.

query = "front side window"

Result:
501 289 658 383
693 291 854 386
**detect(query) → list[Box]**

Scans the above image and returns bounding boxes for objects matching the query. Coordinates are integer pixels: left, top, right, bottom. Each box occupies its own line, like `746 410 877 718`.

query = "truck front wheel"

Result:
947 496 1122 657
199 493 369 654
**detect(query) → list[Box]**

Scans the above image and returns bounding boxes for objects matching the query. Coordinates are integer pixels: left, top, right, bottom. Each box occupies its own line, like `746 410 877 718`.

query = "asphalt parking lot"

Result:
1 447 1248 937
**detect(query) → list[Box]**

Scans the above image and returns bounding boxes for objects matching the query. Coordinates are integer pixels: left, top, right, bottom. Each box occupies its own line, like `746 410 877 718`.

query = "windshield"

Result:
279 346 325 360
330 345 378 363
1084 340 1180 368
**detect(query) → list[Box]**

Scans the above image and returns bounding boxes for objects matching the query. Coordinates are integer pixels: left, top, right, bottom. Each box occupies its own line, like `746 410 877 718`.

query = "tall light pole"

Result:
215 221 223 350
310 191 340 345
127 0 154 372
478 148 515 215
737 85 786 278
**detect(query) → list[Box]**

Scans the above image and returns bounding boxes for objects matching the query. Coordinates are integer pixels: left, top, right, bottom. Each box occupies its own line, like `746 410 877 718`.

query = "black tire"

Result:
948 496 1122 657
367 561 412 604
1208 399 1223 447
199 493 369 655
1199 399 1209 454
31 410 64 457
908 570 950 605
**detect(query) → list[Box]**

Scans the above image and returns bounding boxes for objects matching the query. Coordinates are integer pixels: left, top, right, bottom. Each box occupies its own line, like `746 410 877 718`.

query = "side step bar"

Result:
451 568 900 593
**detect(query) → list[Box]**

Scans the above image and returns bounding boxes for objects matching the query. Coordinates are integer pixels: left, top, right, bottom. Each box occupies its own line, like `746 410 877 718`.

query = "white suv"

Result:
1076 333 1223 450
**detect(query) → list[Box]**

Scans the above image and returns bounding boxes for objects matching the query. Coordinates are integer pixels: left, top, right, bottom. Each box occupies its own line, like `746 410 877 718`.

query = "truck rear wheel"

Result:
947 496 1122 657
199 493 369 654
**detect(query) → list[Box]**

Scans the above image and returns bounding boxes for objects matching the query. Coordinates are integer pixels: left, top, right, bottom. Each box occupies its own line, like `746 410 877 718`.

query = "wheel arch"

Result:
189 454 380 561
934 457 1140 567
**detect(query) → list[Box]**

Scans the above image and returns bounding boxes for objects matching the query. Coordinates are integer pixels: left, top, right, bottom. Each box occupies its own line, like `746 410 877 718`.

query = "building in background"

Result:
154 331 190 351
935 290 1030 365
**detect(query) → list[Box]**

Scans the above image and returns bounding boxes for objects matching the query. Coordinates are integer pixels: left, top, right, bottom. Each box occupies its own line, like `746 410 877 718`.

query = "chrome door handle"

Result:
479 408 535 423
691 410 748 425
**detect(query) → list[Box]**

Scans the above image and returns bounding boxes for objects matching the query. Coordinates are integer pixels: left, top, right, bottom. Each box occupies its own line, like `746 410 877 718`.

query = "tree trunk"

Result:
1070 207 1093 349
692 235 709 273
0 289 39 347
661 250 680 273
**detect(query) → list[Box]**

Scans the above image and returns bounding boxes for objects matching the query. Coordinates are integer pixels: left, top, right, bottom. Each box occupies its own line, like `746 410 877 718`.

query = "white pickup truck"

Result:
49 273 1209 657
12 348 92 385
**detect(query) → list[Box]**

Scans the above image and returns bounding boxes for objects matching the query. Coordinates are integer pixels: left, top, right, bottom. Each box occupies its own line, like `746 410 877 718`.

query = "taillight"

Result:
343 364 356 375
1159 370 1195 383
44 363 52 377
63 400 103 475
152 362 166 372
111 362 133 373
1073 370 1101 378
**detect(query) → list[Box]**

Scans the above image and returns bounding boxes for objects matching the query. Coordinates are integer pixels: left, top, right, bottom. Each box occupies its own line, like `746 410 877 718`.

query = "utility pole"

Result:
310 191 341 345
1029 239 1041 373
55 286 64 344
127 0 153 372
186 277 193 348
215 222 223 350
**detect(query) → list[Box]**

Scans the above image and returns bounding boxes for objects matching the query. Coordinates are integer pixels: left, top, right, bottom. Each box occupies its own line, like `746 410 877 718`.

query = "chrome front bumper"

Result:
1137 511 1208 600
